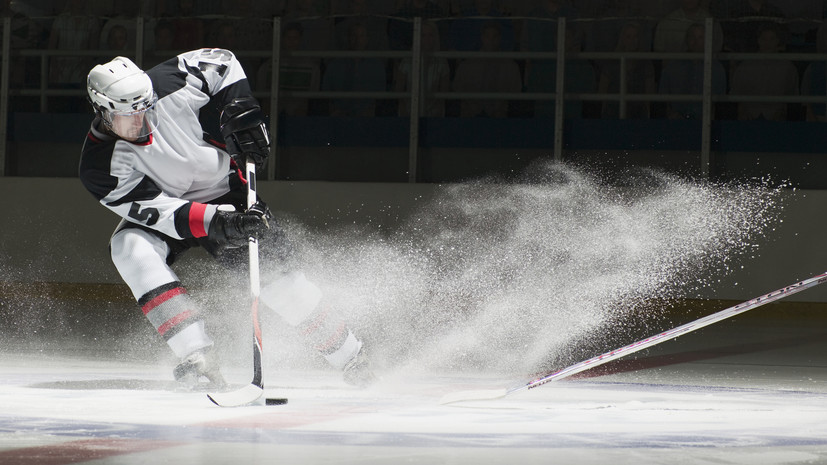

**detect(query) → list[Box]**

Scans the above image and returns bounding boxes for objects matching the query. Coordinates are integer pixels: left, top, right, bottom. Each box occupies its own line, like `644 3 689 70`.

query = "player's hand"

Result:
208 203 270 247
220 98 270 169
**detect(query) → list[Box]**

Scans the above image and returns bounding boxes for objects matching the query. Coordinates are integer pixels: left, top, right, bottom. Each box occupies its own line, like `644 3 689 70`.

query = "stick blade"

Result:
207 384 264 407
439 388 509 405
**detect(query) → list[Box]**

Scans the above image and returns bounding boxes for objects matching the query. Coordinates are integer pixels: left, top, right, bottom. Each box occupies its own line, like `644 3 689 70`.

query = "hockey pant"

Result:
110 221 361 368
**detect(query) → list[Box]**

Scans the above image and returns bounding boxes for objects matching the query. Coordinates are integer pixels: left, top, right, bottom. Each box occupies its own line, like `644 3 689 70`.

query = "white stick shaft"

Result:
246 158 263 391
246 160 260 298
209 159 265 406
516 271 827 394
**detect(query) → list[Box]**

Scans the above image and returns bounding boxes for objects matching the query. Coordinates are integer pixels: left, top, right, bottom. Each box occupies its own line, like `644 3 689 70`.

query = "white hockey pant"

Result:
260 271 362 370
110 227 213 359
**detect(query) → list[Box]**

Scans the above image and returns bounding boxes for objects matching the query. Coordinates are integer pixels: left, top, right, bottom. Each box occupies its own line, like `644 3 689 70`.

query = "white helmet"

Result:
87 57 159 140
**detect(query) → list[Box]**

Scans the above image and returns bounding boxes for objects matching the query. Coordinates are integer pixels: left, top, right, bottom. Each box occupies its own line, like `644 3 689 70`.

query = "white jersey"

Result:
80 49 252 240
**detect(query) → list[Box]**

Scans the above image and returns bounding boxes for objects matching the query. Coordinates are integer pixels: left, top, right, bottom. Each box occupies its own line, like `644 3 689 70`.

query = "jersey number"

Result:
129 203 160 226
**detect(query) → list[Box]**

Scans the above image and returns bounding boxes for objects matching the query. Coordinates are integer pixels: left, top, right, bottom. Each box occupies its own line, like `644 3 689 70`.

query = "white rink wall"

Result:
1 177 826 303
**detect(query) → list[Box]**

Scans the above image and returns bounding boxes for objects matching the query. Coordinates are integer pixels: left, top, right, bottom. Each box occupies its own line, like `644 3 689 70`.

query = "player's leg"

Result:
110 223 225 388
259 270 375 387
206 209 375 387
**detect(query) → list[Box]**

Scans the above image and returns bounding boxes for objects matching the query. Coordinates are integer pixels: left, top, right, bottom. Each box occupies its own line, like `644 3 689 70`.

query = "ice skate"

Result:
342 346 376 388
173 348 227 390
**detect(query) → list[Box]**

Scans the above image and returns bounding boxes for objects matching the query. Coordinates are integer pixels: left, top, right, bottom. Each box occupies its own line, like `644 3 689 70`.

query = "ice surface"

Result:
1 331 827 465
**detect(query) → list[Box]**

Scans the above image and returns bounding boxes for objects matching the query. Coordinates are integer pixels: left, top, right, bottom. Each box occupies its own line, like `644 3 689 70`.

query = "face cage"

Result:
101 94 160 140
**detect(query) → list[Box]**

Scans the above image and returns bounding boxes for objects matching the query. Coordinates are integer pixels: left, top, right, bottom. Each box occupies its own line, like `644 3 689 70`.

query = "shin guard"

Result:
139 282 213 358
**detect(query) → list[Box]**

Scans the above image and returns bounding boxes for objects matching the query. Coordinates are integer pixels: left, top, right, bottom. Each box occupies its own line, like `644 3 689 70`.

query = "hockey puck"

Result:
265 397 288 405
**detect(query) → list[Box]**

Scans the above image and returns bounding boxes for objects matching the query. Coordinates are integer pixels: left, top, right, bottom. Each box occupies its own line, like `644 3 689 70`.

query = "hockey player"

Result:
79 49 374 389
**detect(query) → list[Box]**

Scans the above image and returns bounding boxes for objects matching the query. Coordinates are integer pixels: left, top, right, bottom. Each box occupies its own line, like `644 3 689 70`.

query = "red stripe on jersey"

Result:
157 310 195 336
188 202 208 237
141 287 186 315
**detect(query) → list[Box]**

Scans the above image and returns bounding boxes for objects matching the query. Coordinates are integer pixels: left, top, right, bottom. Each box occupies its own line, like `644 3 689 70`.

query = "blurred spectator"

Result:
1 1 44 49
332 0 395 15
103 24 129 51
168 0 206 50
322 22 387 116
1 0 45 96
637 0 672 18
388 0 447 51
529 24 595 118
448 0 515 52
520 0 577 54
394 20 450 116
498 0 536 17
284 0 334 50
213 0 273 51
452 21 522 118
211 0 273 85
653 0 723 53
724 0 785 52
257 22 322 116
333 0 390 50
730 23 799 121
2 0 43 45
658 22 727 119
155 0 219 16
590 0 654 54
708 0 729 20
209 23 263 86
143 19 175 67
521 0 577 117
565 0 600 49
598 21 656 119
801 20 827 122
98 0 138 51
392 0 451 13
48 0 101 86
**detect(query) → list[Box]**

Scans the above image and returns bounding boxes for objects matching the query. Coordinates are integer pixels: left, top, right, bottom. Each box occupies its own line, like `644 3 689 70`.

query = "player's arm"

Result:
182 48 270 169
82 163 267 245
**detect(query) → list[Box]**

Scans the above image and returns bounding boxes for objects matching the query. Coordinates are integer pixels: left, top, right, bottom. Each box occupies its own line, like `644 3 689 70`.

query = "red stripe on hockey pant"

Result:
301 307 330 337
141 287 187 315
156 309 195 336
188 202 208 238
314 322 347 354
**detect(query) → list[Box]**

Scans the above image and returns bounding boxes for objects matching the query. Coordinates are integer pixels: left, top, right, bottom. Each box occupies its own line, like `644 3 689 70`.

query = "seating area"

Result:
2 1 827 184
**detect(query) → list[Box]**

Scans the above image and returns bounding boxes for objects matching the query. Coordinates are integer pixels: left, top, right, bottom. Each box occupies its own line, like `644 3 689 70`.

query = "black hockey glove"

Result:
219 97 270 169
208 202 271 248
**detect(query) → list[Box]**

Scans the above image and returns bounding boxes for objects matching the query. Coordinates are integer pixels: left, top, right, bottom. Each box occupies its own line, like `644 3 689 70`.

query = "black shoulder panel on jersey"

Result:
105 176 163 207
215 77 253 106
200 78 255 142
146 56 189 99
79 132 118 201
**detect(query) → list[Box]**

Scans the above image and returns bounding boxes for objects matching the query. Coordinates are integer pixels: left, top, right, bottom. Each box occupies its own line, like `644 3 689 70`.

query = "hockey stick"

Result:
440 271 827 405
207 157 265 407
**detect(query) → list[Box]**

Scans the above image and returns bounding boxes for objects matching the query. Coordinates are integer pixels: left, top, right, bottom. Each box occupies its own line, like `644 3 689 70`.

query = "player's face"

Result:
111 112 147 141
106 94 158 141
